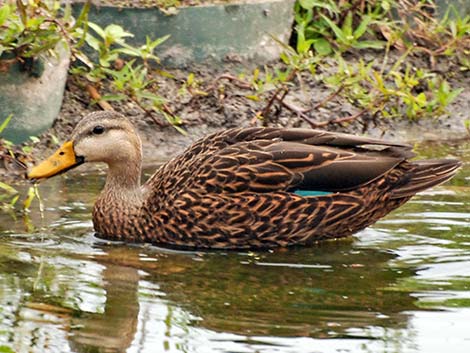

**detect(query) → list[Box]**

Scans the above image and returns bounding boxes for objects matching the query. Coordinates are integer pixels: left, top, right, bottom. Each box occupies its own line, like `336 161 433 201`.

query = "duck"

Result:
28 111 461 249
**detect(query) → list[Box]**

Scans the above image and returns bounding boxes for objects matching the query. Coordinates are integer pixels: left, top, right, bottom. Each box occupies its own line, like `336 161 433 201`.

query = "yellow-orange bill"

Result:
27 141 81 180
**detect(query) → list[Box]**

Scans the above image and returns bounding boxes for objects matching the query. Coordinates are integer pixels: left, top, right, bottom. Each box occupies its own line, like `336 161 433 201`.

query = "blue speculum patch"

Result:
294 190 332 197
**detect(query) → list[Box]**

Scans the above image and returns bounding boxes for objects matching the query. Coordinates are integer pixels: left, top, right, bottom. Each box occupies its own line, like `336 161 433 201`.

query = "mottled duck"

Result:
28 111 461 249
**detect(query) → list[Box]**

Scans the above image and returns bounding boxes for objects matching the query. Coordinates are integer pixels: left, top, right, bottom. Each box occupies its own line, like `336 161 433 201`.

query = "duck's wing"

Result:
146 127 414 196
176 127 414 161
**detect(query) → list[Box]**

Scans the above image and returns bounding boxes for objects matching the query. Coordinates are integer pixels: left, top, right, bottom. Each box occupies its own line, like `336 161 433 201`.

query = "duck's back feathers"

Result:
146 127 416 196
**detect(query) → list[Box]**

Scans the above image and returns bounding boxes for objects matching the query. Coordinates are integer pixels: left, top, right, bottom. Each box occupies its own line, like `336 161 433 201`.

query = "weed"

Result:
267 0 468 125
0 114 40 213
322 55 463 120
103 60 185 134
0 114 13 135
0 180 19 211
294 0 389 55
178 73 209 97
70 20 184 132
390 2 470 65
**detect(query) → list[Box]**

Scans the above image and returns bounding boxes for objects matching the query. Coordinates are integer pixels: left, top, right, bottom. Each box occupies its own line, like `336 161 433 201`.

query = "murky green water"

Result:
0 140 469 353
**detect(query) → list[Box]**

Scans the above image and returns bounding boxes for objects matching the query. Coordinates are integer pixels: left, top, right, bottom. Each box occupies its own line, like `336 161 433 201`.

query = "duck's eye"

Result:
92 126 105 135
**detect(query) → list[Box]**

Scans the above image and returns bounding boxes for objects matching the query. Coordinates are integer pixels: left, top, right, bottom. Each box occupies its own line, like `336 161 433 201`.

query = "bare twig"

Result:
86 84 114 111
128 97 167 127
309 85 345 112
162 103 179 121
208 73 252 91
313 108 369 128
260 69 297 119
261 87 286 119
280 100 322 128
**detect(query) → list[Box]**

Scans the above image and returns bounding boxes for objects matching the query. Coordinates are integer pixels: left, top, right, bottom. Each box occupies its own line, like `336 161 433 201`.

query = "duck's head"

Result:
27 111 142 180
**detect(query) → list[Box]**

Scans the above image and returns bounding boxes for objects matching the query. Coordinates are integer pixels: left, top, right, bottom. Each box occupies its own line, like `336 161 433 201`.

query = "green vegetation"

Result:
246 0 469 123
0 114 20 211
0 1 70 59
69 22 184 133
0 1 180 133
0 114 43 213
294 0 470 61
321 56 463 119
0 0 89 77
294 0 389 55
168 1 468 125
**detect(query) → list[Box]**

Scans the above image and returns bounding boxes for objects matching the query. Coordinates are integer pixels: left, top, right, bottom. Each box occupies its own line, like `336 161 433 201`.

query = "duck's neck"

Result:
105 159 142 195
93 158 144 240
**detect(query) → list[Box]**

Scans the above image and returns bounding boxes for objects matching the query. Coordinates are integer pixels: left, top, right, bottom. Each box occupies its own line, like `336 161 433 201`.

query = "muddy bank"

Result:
2 58 468 185
29 56 468 168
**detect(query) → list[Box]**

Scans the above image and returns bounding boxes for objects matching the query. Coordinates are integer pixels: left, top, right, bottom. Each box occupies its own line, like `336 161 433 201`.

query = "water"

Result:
0 139 469 353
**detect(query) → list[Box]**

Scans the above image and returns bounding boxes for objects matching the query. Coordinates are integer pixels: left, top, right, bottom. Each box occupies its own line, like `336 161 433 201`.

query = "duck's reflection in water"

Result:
67 240 417 352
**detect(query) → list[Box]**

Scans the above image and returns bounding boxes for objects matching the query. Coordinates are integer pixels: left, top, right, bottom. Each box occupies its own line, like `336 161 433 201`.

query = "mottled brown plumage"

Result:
29 112 461 249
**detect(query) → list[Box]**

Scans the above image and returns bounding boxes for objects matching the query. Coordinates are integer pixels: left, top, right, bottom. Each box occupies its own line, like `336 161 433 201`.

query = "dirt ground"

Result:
40 54 470 164
2 51 469 184
77 0 260 9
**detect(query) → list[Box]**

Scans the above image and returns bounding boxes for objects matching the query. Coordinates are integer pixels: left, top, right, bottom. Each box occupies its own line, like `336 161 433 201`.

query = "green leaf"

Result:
85 33 101 52
0 345 15 353
173 124 187 136
0 4 11 26
464 120 470 131
313 38 332 55
23 186 36 211
0 181 18 194
154 69 175 78
63 1 72 22
22 145 32 154
354 15 371 39
245 94 260 101
342 12 353 38
352 40 386 49
187 72 195 86
10 194 19 207
73 0 90 29
280 51 290 65
105 24 134 43
320 14 348 43
87 22 106 40
381 0 391 12
372 70 385 91
144 34 170 49
136 91 160 101
416 92 427 107
297 37 314 54
116 47 141 57
0 114 13 134
101 94 128 102
443 87 464 106
298 0 315 9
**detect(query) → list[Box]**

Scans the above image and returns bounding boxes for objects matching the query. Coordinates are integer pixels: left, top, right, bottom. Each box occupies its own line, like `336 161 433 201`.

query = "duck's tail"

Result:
391 159 461 199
